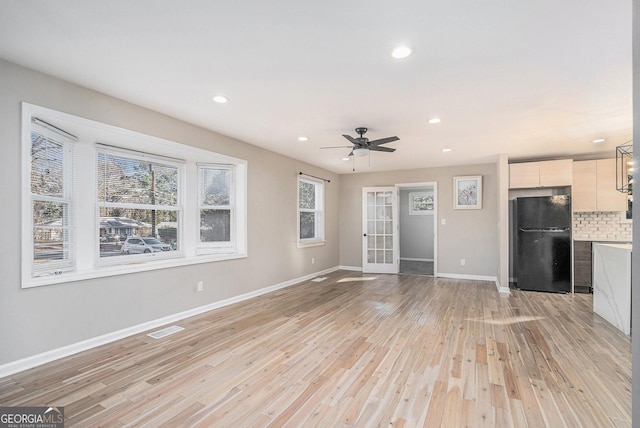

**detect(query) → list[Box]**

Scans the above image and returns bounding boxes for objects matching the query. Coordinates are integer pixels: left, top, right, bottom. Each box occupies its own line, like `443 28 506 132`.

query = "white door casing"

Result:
396 181 438 277
362 187 399 274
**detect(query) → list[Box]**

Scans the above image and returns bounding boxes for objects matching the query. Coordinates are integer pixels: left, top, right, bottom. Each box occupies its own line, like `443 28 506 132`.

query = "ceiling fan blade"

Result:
342 134 359 145
320 145 353 149
368 136 399 146
369 146 396 153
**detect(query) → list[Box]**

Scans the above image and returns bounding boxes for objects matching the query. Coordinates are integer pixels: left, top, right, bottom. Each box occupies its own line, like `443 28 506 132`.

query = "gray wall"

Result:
0 59 340 365
399 188 434 260
339 164 498 277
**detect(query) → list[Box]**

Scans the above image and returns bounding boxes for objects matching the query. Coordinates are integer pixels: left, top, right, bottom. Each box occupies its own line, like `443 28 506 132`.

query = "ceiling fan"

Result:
321 127 399 157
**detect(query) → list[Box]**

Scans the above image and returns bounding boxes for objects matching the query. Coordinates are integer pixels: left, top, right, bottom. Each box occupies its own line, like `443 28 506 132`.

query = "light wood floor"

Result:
0 271 631 427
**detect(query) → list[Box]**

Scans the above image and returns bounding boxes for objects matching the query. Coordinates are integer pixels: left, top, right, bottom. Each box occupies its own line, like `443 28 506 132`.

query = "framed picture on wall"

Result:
453 175 482 209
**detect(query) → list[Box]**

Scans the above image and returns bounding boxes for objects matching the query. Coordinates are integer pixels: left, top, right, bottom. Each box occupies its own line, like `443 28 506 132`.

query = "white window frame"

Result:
21 103 247 288
297 176 325 247
27 119 76 277
409 191 435 215
95 145 185 266
197 164 235 254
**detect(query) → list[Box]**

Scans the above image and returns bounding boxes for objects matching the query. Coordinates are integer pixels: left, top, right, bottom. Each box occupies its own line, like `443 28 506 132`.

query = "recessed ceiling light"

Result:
298 136 309 142
391 45 412 59
442 148 452 152
342 157 350 161
592 138 606 144
212 95 229 104
428 118 441 124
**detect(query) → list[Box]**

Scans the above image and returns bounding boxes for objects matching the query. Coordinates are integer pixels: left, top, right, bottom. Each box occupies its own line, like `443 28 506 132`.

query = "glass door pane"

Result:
362 187 398 273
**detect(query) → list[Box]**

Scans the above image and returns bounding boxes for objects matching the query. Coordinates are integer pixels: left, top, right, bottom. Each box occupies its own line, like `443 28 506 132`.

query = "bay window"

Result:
22 103 247 288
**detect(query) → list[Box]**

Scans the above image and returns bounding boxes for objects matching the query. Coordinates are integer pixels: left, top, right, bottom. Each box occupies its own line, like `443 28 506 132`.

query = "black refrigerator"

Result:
515 195 571 293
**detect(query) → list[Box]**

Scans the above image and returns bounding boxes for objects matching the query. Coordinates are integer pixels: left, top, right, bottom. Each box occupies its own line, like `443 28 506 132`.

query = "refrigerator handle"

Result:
519 228 571 232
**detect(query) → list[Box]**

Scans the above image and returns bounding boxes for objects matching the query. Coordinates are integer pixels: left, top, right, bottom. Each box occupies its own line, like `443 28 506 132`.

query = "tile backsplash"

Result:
573 211 632 241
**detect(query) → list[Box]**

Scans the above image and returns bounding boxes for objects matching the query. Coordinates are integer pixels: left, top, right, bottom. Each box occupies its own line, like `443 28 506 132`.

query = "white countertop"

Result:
574 238 632 244
593 242 632 251
592 243 632 335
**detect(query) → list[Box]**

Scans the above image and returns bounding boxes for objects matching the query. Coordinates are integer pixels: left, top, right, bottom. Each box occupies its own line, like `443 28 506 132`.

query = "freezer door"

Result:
516 195 571 229
516 229 571 293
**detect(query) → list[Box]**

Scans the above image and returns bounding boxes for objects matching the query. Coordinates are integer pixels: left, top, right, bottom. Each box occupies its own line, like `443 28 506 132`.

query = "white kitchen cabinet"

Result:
509 159 573 189
572 159 627 212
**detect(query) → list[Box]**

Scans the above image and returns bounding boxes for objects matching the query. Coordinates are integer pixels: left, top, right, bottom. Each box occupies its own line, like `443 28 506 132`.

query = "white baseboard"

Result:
0 266 340 378
338 265 362 272
497 285 511 293
437 273 498 282
495 278 511 294
399 258 433 262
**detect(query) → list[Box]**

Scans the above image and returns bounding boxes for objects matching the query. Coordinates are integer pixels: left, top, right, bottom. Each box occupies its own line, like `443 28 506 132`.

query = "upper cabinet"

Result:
572 161 597 211
573 159 627 212
509 159 573 189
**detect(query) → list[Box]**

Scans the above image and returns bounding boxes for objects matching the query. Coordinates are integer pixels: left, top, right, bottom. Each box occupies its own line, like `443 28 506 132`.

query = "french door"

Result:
362 187 399 274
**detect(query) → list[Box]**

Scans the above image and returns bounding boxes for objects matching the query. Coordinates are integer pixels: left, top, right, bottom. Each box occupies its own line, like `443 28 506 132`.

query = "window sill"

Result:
297 240 326 249
23 252 247 289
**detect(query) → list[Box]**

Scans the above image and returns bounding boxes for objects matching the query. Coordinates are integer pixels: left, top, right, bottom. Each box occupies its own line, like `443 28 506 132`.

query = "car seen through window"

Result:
121 236 172 254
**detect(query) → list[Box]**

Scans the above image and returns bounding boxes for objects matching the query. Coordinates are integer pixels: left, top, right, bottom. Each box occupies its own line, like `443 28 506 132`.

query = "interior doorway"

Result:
397 182 437 276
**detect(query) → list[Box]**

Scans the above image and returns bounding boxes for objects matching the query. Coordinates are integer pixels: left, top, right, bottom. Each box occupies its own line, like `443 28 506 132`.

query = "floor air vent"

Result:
147 325 185 339
311 277 327 282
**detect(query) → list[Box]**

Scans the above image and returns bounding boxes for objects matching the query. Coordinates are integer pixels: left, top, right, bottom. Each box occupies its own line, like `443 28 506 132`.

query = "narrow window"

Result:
198 165 233 252
29 119 75 276
298 177 324 245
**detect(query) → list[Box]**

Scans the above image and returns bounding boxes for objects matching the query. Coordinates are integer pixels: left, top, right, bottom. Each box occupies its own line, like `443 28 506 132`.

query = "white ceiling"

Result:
0 0 632 174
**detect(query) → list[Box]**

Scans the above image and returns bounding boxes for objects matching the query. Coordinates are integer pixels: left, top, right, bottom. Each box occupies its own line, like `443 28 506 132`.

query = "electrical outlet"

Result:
311 258 315 264
460 259 466 266
441 218 446 225
197 281 203 292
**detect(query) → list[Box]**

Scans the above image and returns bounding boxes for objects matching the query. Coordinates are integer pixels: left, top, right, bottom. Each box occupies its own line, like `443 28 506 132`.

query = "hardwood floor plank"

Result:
0 271 630 427
440 380 463 427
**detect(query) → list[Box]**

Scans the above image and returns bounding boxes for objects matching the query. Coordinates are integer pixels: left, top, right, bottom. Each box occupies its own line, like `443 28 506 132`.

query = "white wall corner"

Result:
495 279 511 294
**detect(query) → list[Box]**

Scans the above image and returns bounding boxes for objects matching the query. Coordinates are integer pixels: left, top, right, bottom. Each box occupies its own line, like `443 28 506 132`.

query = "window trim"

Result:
197 163 236 254
409 191 435 216
27 119 77 277
21 102 248 288
297 176 325 247
95 146 185 266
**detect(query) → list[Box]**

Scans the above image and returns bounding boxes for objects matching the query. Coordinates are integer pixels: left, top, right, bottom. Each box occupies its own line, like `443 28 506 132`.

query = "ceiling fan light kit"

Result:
320 127 399 170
